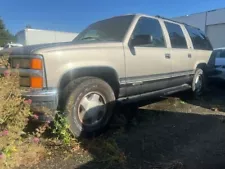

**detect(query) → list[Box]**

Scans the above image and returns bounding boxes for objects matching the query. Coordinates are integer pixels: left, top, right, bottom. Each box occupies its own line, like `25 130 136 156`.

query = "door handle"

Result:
188 53 192 58
165 53 171 59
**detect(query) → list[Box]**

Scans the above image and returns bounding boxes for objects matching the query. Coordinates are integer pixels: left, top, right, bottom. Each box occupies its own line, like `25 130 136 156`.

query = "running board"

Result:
118 84 191 103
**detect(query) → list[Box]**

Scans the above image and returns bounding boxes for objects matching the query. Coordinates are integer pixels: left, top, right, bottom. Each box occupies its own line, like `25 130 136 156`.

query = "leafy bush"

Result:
52 113 73 145
0 57 45 168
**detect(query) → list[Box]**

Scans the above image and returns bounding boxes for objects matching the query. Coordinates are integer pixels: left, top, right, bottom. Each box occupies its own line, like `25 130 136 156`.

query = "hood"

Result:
0 42 72 56
0 41 122 56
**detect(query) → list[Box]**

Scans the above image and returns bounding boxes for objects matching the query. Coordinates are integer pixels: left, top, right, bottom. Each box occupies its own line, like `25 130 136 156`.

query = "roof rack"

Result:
155 15 187 25
155 15 200 30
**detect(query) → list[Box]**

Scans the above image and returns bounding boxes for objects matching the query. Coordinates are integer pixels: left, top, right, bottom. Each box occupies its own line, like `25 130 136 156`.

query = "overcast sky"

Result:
1 0 225 34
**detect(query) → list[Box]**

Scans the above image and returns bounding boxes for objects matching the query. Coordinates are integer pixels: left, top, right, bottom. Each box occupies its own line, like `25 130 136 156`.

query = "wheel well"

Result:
196 63 207 71
58 67 120 97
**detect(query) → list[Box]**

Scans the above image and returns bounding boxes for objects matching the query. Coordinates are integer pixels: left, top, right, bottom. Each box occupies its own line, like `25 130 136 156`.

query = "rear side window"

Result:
185 25 212 50
165 22 187 49
132 17 165 47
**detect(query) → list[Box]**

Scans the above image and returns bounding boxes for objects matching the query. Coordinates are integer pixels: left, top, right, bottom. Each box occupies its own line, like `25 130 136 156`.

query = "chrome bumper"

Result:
22 89 58 113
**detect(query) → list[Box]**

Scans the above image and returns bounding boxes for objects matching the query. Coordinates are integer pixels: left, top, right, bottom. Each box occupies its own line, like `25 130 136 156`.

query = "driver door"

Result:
124 16 172 96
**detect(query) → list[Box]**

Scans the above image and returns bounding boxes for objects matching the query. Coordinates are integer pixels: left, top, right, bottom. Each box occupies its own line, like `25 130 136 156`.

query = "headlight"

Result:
12 58 43 70
20 77 43 88
11 57 44 88
12 59 30 69
20 77 30 87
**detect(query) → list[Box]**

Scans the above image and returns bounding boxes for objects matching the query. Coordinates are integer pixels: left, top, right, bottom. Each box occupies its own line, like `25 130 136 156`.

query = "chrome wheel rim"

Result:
195 74 203 93
77 92 106 126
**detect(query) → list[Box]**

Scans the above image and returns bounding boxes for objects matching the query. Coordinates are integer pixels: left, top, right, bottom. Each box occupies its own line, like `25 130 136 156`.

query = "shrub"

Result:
52 113 73 145
0 57 45 168
0 57 31 145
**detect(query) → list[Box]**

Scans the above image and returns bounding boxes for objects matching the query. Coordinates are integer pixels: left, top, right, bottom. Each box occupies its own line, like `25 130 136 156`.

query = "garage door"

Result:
207 24 225 49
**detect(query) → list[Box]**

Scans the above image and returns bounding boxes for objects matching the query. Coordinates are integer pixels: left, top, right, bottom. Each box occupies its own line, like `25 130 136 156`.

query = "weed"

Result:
52 113 73 145
80 137 126 169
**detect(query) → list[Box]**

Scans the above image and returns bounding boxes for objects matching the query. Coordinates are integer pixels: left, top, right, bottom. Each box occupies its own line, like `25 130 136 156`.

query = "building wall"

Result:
173 8 225 48
16 29 78 46
207 24 225 48
207 9 225 25
173 12 207 32
26 29 56 45
16 30 26 45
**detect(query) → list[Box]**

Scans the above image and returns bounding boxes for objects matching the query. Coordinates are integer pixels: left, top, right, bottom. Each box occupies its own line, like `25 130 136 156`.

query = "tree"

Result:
0 17 15 47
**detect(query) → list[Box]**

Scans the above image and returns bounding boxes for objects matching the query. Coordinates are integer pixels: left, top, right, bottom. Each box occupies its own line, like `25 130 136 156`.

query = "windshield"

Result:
73 15 134 43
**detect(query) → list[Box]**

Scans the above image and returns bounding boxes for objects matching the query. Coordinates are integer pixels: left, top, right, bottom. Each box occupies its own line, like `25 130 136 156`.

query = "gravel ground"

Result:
33 81 225 169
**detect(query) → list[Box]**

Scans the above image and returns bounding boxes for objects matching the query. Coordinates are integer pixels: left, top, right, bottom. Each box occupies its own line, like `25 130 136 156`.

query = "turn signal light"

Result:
30 77 43 88
31 58 42 70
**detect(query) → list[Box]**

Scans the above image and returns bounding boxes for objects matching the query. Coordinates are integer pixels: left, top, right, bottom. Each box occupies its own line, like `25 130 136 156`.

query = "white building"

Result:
173 8 225 49
16 28 78 46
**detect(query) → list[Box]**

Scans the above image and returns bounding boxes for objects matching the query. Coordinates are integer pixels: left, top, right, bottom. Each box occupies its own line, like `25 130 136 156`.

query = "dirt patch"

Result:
31 83 225 169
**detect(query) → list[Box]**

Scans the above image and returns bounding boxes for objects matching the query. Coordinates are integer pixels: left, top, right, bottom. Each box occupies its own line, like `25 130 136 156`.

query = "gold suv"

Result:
0 14 214 137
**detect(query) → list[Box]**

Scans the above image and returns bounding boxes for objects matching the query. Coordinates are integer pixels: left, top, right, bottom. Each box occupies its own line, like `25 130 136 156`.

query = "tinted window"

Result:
220 50 225 58
185 25 212 50
214 49 225 58
165 22 187 49
132 17 165 47
73 15 134 42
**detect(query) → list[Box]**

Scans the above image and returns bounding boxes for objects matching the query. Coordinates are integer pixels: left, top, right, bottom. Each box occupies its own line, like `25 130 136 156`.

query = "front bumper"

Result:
22 89 58 121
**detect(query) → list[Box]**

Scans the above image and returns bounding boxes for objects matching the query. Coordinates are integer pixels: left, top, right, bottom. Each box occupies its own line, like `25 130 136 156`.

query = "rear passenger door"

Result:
164 21 193 87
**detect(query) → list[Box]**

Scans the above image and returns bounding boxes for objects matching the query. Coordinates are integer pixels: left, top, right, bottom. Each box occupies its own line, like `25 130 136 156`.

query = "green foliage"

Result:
0 17 15 47
0 61 32 141
52 114 72 145
0 57 44 168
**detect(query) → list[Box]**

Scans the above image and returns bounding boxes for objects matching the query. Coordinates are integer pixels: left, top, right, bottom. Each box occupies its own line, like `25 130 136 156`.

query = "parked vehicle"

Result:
4 42 23 49
0 14 214 137
209 48 225 80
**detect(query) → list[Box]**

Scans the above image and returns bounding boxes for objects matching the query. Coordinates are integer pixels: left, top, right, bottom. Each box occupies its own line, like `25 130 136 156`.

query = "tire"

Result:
63 77 115 137
192 68 205 96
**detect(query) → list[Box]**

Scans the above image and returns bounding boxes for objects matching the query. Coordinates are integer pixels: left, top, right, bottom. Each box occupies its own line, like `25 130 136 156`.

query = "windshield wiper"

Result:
80 37 100 40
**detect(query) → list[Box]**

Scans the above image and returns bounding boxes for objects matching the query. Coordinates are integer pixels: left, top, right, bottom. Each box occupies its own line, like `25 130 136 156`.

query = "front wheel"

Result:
192 68 205 96
63 77 115 137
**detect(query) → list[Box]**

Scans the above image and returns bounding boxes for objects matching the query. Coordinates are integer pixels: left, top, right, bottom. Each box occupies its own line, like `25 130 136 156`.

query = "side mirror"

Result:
130 34 153 47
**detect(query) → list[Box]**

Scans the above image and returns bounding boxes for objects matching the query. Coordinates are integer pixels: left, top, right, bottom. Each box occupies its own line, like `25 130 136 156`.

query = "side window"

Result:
220 50 225 58
165 22 187 49
214 51 221 58
185 25 212 50
212 50 225 58
132 17 165 47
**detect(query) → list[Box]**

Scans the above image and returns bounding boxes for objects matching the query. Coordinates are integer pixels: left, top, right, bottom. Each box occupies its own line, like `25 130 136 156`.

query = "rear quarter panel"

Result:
193 50 212 70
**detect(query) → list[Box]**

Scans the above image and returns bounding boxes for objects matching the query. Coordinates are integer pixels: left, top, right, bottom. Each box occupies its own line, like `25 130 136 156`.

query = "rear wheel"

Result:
63 77 115 137
192 68 205 96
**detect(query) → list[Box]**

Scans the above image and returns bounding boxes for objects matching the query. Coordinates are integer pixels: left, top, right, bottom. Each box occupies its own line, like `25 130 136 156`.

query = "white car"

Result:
4 43 23 49
211 47 225 80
